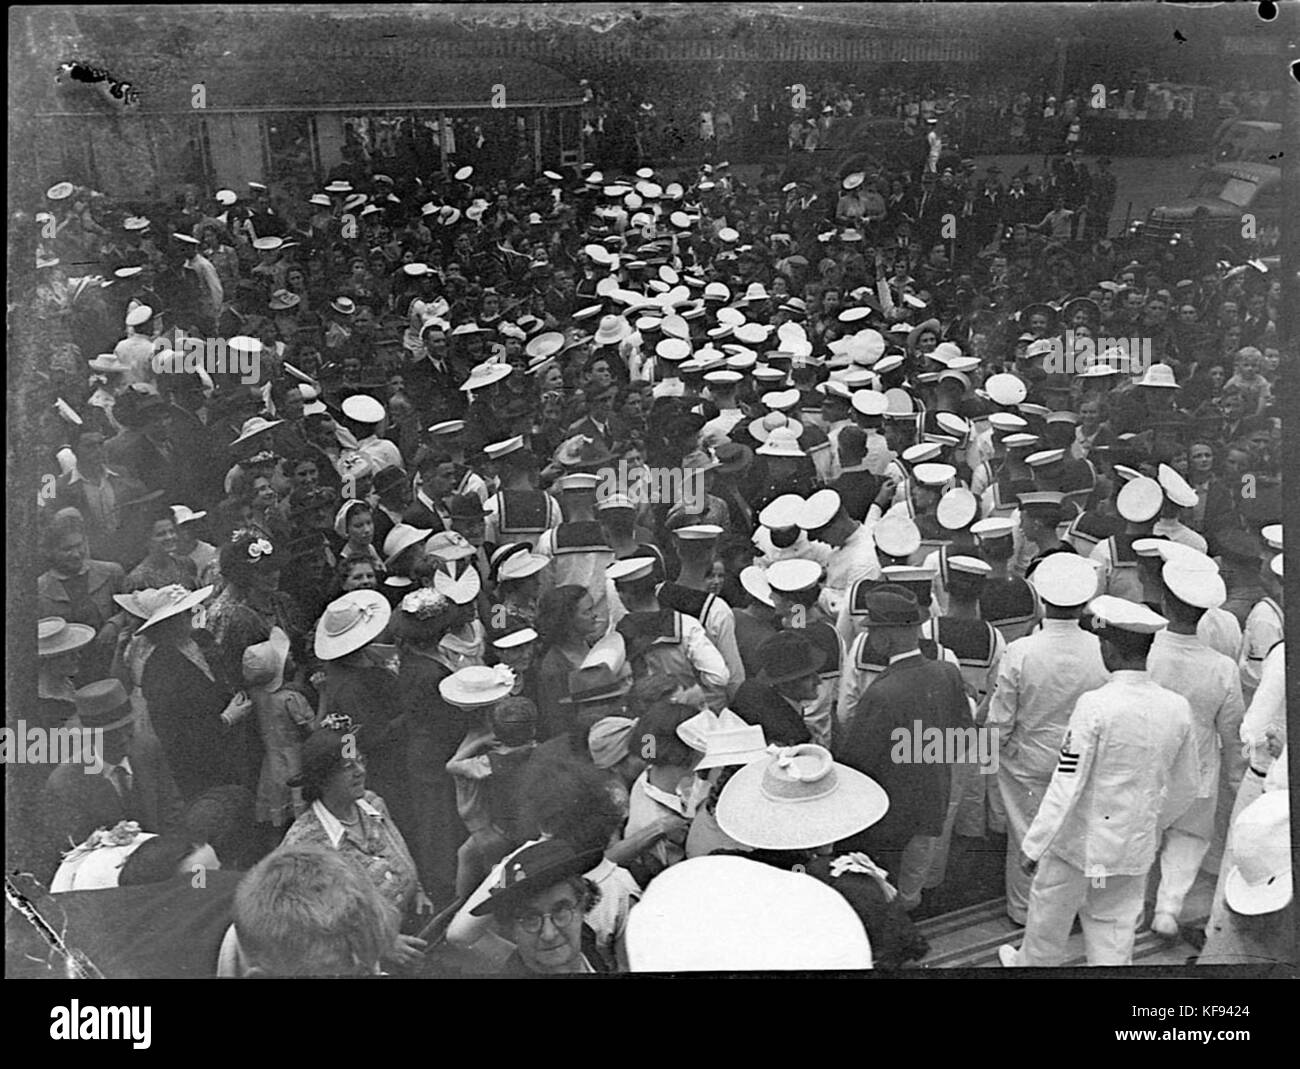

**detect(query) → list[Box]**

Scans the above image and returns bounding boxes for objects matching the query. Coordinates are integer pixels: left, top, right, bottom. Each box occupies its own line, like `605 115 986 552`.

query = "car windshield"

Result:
1192 173 1258 208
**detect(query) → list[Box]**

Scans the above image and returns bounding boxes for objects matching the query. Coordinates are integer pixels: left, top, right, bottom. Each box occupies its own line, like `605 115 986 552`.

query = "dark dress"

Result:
398 650 473 907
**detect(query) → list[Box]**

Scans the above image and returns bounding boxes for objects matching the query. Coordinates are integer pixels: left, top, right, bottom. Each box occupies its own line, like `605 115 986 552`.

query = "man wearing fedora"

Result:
838 584 971 912
731 630 822 748
36 678 185 885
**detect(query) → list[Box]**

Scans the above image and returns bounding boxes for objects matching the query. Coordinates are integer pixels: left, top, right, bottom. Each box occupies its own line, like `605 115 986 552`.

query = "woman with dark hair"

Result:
125 504 199 591
394 587 471 906
204 529 306 687
280 725 431 968
534 585 601 741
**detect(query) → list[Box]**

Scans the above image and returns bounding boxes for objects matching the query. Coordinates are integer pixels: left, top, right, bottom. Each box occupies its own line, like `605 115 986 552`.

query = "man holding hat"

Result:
1000 596 1199 966
839 584 972 911
986 552 1110 926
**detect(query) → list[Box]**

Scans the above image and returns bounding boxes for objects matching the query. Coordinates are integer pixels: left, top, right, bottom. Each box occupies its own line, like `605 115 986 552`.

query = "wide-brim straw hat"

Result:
38 617 96 657
314 590 391 660
438 664 516 708
716 744 889 850
242 626 290 692
138 584 215 633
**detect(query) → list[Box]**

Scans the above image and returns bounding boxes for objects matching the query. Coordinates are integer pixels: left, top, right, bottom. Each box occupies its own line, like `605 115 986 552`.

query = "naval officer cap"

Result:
1029 552 1099 607
1086 594 1167 634
766 558 823 594
1162 561 1227 609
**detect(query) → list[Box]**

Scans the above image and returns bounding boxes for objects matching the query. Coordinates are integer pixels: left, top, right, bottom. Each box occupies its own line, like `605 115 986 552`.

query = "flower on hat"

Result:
247 537 274 560
319 712 356 735
61 820 144 864
400 587 451 621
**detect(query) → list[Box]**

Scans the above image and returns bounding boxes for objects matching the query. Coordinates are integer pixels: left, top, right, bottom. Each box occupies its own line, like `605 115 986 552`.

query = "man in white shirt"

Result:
799 489 881 622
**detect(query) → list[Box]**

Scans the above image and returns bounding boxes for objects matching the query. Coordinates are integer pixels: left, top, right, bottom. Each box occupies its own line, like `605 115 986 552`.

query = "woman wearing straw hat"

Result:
712 743 930 968
137 584 257 802
314 590 408 827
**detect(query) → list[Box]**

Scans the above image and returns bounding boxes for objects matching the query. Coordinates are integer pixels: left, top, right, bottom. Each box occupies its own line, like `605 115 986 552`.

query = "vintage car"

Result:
1143 161 1281 253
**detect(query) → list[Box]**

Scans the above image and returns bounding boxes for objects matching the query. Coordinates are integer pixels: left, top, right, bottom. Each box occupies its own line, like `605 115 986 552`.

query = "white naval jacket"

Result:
985 618 1110 783
1021 670 1200 877
1147 630 1246 799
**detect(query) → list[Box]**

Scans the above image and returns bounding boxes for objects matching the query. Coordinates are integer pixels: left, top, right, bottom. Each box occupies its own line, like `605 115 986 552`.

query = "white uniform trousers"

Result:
1013 852 1146 966
998 768 1050 924
1153 792 1215 920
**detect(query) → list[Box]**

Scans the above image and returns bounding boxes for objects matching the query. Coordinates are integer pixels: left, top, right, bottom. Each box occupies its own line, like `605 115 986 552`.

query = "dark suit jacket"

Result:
838 652 969 847
732 680 812 748
37 560 125 632
830 469 882 523
37 733 185 884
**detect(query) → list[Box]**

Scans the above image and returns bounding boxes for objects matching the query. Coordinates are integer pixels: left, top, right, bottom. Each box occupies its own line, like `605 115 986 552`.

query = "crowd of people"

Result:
11 112 1289 976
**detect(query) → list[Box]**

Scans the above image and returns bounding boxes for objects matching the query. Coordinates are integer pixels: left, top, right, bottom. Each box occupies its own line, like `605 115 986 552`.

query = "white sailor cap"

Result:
483 435 525 460
734 323 770 346
874 355 904 376
1029 552 1099 607
758 493 804 530
752 365 787 383
607 556 657 583
656 337 692 362
762 388 801 413
1260 524 1282 551
1086 594 1167 634
739 564 775 608
125 304 154 327
902 442 943 465
1116 476 1163 523
1002 433 1040 450
796 489 842 530
936 488 979 530
988 412 1028 433
985 373 1027 406
341 394 386 424
554 473 602 493
1157 463 1198 508
971 517 1015 541
673 524 724 541
426 419 467 436
1270 554 1282 578
1162 562 1227 609
595 493 635 511
1025 448 1066 468
936 412 970 439
1112 464 1143 483
911 463 956 487
704 369 743 386
873 515 922 559
766 558 823 593
946 555 992 578
852 390 888 416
